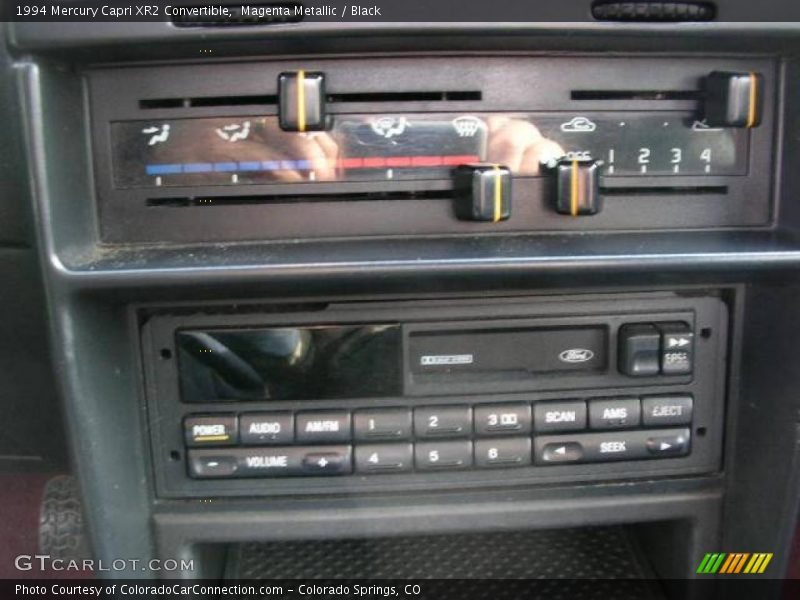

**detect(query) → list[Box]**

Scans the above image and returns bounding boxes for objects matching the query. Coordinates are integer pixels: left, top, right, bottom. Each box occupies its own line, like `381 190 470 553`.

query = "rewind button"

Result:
540 441 583 464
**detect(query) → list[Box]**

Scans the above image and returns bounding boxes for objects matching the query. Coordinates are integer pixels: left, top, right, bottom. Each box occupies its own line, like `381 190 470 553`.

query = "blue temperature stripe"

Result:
145 160 306 176
183 163 214 173
146 164 182 175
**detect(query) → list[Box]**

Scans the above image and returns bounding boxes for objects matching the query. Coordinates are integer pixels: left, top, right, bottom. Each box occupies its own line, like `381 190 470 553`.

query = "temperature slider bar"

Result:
145 154 481 176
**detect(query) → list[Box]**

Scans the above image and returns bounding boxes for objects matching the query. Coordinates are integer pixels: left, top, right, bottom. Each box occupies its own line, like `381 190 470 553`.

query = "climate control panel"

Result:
90 55 775 243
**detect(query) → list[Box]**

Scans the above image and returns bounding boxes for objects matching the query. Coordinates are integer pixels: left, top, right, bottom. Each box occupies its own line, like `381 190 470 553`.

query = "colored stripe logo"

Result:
697 552 772 574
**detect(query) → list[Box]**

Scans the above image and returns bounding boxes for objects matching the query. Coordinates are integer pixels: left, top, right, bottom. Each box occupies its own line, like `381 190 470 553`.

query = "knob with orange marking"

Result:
453 163 512 222
278 71 328 132
552 158 602 216
703 71 763 128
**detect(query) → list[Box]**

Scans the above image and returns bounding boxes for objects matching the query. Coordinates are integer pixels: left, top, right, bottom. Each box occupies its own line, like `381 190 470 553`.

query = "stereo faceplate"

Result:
142 293 727 498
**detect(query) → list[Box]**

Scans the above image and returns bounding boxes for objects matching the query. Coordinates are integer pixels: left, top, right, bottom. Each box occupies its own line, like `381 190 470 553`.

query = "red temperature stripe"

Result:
441 154 482 166
338 158 364 169
336 155 479 170
361 157 387 168
385 156 412 167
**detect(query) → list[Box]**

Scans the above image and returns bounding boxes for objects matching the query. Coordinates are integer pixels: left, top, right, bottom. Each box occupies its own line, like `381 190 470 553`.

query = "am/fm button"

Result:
296 411 352 443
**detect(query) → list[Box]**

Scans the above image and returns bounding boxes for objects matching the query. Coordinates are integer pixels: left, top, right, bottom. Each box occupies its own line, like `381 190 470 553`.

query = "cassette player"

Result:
142 293 727 498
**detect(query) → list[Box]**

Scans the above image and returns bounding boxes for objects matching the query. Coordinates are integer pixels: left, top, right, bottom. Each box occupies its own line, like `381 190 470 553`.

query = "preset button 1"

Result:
353 408 412 442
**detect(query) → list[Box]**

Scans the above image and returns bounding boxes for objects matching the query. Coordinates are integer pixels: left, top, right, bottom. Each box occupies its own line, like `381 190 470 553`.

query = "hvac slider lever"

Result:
278 70 329 132
703 71 763 128
552 158 603 216
453 164 512 222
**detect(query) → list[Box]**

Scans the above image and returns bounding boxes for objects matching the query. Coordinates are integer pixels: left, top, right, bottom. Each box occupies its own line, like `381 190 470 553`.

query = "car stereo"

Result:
142 292 728 498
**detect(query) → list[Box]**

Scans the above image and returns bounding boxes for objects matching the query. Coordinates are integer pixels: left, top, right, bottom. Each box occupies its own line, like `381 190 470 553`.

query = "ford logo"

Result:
559 348 595 363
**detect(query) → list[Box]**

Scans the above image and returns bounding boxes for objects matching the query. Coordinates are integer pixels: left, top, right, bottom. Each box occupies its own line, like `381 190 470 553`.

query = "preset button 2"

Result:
414 406 472 438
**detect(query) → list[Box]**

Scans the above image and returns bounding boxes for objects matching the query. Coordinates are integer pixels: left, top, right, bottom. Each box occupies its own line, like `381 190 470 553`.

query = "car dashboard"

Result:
3 4 800 597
